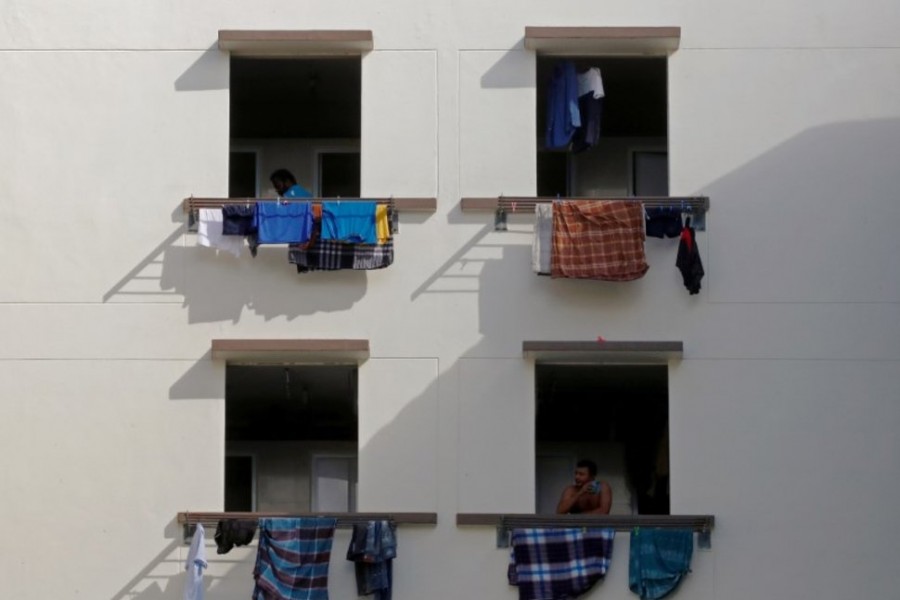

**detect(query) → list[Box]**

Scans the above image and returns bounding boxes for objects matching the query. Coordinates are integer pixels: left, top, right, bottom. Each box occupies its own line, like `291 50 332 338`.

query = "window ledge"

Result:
524 26 681 56
523 340 683 364
218 30 374 56
211 339 369 364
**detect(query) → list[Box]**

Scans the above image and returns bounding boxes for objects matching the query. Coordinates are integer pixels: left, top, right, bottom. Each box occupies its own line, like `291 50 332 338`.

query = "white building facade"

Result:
1 1 899 598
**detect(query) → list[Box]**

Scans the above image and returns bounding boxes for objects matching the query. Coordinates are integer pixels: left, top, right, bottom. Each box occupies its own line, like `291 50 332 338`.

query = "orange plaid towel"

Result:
551 201 649 281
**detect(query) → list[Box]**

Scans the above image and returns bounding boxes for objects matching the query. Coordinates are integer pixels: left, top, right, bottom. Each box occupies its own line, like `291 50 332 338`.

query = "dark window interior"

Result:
536 56 667 141
536 364 670 515
229 151 258 197
230 57 361 139
319 152 361 197
225 455 254 511
537 151 569 197
226 365 358 442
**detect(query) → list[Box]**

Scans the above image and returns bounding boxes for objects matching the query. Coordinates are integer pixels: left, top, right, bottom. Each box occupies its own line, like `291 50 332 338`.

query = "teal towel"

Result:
629 528 693 600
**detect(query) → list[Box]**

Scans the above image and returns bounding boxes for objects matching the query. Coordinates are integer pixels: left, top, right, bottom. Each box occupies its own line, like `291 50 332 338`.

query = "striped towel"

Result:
253 517 337 600
551 200 648 281
508 528 615 600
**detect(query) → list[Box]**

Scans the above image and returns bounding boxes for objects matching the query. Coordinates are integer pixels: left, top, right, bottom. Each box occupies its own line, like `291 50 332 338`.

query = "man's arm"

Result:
556 485 581 514
586 482 612 514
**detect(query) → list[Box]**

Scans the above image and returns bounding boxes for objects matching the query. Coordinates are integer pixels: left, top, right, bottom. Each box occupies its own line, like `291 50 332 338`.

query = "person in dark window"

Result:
556 459 612 514
270 168 313 198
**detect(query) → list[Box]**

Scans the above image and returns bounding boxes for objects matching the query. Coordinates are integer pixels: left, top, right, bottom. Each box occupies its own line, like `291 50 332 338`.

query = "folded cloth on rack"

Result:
645 208 682 239
198 209 243 257
222 204 257 236
352 239 394 270
184 523 208 600
628 528 693 600
255 201 314 244
289 238 394 272
551 200 649 281
375 205 391 244
253 517 337 600
508 527 615 600
532 203 553 275
676 218 704 295
214 519 258 555
321 201 378 244
346 520 397 600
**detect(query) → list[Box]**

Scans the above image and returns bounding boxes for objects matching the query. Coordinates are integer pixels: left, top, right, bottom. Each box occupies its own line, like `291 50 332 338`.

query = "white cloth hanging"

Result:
198 208 243 257
183 523 208 600
532 203 553 275
577 67 605 99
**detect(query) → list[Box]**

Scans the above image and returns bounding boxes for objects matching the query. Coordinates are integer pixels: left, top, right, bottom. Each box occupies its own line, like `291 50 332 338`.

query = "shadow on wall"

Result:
174 45 228 92
479 43 533 89
102 218 368 323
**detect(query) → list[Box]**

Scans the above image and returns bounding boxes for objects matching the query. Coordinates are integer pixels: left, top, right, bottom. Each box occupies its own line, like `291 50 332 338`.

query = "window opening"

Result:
535 364 669 515
230 57 361 197
225 364 358 512
536 57 668 197
225 455 256 511
229 150 259 197
317 151 361 197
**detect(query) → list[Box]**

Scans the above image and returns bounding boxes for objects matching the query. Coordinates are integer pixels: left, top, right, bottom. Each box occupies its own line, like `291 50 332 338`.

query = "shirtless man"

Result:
556 459 612 515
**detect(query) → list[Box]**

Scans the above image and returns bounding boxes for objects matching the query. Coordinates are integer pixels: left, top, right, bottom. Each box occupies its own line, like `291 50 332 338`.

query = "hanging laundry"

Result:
255 201 315 245
253 517 337 600
545 60 581 150
375 205 391 244
532 203 553 275
321 201 378 244
221 204 257 236
183 524 208 600
551 201 649 281
508 528 615 600
572 67 605 153
645 208 683 239
577 67 605 100
222 204 259 257
214 519 258 555
675 218 704 294
346 520 397 600
197 209 243 257
628 528 693 600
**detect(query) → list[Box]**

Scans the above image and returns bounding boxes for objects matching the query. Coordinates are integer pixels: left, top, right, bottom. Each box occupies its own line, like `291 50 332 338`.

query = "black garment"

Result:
347 521 397 600
222 204 259 257
676 219 704 295
645 208 683 239
571 95 603 153
214 519 258 555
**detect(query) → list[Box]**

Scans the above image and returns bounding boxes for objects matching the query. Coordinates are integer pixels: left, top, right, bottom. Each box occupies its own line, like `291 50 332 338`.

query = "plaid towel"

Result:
628 528 693 600
551 201 648 281
508 528 615 600
290 239 394 271
253 517 337 600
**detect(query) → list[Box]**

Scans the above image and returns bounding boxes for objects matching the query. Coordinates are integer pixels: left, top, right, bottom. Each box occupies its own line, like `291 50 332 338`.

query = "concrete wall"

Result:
1 1 899 599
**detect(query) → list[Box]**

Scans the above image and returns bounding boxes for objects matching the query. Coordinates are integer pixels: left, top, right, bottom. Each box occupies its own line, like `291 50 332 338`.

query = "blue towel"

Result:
253 517 337 600
321 201 378 244
545 60 581 150
628 528 693 600
255 202 314 244
508 528 614 600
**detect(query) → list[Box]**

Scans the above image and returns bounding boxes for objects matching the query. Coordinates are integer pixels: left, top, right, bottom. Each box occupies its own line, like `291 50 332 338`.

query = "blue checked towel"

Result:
628 528 693 600
508 528 615 600
253 517 337 600
289 238 393 272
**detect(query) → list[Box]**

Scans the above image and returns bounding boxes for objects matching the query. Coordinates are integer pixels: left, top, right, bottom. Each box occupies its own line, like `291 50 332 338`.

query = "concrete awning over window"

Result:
211 339 369 363
523 340 683 364
218 30 374 56
524 27 680 56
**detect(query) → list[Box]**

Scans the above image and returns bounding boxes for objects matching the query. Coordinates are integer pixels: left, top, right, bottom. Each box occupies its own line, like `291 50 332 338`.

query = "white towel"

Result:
532 203 553 275
577 67 605 99
198 208 243 257
184 523 208 600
